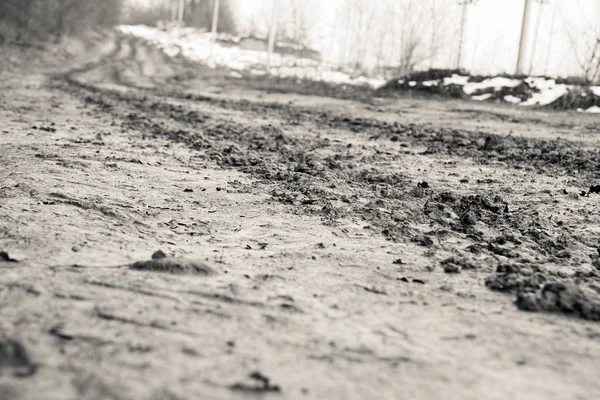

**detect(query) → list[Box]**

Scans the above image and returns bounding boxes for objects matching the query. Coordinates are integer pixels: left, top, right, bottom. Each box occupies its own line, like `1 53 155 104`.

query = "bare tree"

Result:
338 0 377 71
528 0 550 75
267 0 279 70
456 0 477 69
430 0 438 69
0 0 123 43
391 0 434 75
560 1 600 82
543 0 558 76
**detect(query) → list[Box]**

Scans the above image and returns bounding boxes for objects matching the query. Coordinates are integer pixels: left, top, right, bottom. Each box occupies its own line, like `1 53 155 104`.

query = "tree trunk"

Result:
528 1 545 75
456 2 469 70
211 0 220 35
543 0 557 76
177 0 185 22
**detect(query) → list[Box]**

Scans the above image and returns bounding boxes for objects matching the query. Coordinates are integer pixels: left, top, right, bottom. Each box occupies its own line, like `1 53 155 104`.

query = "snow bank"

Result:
463 77 521 95
520 84 571 106
117 25 384 89
578 105 600 113
443 74 470 86
504 95 521 104
472 93 493 101
383 70 600 111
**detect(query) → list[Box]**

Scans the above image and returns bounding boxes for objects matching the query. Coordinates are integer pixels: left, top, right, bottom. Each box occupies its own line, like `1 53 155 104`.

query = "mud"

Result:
517 282 600 321
0 340 37 378
129 257 215 275
1 32 600 399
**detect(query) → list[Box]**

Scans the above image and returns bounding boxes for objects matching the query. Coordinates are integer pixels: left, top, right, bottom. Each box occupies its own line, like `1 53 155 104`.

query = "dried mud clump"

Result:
441 257 479 273
516 282 600 321
230 371 281 394
431 192 509 227
0 339 37 378
129 257 215 276
0 251 18 262
485 264 547 292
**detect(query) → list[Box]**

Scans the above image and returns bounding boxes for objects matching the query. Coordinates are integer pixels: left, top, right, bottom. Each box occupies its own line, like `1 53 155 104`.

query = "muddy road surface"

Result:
1 32 600 400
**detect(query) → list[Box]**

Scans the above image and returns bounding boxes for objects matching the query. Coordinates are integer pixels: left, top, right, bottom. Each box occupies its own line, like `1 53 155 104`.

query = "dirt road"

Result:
1 32 600 400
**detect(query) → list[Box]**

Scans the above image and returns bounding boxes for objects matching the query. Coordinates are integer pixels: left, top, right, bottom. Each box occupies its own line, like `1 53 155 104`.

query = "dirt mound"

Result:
0 340 37 378
377 79 468 99
545 87 600 111
377 69 600 111
130 257 215 275
516 282 600 321
429 192 509 227
485 264 547 292
469 81 534 102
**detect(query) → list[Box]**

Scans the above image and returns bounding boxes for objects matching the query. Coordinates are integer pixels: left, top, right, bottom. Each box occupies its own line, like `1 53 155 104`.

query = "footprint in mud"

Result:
129 250 215 276
0 340 37 378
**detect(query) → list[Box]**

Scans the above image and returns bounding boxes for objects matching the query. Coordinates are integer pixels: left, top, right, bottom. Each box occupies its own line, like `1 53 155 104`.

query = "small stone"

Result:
443 263 460 273
516 290 541 312
151 250 167 260
0 251 18 262
130 257 214 276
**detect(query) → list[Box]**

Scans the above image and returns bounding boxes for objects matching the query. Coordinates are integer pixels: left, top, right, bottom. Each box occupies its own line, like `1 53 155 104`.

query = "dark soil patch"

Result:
0 340 37 378
516 282 600 321
129 257 215 275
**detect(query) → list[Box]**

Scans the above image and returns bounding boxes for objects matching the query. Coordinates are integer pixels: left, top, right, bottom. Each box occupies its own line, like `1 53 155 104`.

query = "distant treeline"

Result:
0 0 123 44
124 0 237 35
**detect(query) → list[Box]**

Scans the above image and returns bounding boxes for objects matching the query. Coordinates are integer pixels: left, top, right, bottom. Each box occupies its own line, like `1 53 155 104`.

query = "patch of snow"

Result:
397 79 405 84
525 77 556 91
463 77 521 95
472 93 493 101
591 86 600 96
521 84 571 106
504 95 521 104
229 71 243 79
118 25 386 89
422 80 438 87
443 74 469 86
579 105 600 113
409 81 417 87
368 78 387 88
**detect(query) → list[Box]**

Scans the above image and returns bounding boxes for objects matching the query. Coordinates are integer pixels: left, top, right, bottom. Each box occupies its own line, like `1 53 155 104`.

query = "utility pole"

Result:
210 0 220 59
516 0 534 74
267 0 279 72
171 0 177 21
456 0 476 70
211 0 220 35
